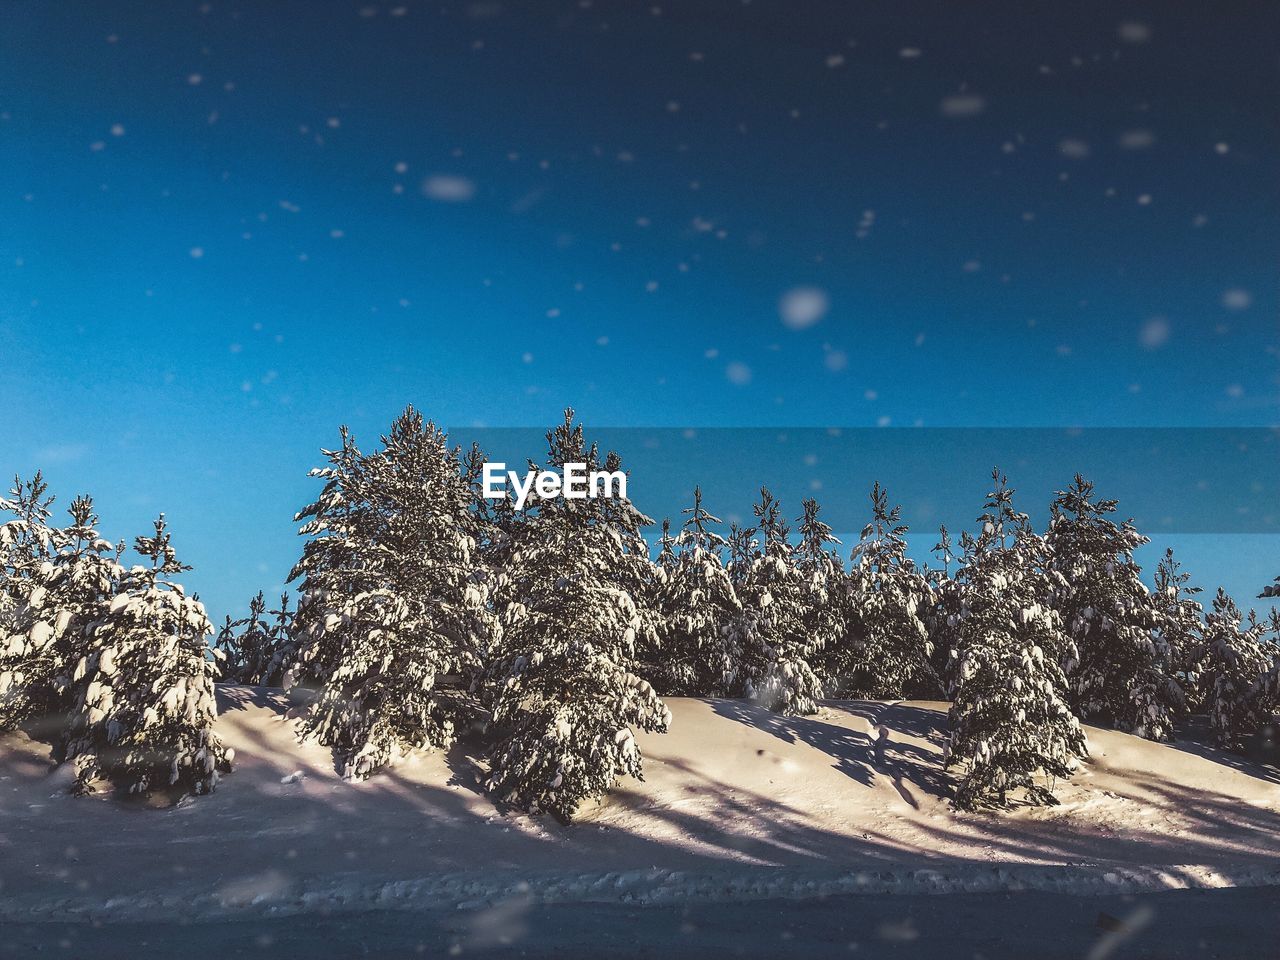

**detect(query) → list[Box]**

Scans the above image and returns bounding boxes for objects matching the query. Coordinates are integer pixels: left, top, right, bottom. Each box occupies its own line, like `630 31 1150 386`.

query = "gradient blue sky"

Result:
1 1 1276 623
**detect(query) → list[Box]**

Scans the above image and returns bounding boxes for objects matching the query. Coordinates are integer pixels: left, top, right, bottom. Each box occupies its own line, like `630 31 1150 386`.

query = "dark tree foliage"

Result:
214 591 294 686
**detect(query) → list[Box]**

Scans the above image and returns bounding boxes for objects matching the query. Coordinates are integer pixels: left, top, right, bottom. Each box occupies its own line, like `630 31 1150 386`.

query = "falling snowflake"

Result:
779 287 829 330
421 175 476 202
940 93 986 118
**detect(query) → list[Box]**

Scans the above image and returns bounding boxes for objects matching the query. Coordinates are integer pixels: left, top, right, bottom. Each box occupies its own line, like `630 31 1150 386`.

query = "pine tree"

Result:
793 497 846 694
287 407 492 780
726 488 826 715
1259 609 1280 706
656 517 677 572
483 410 669 820
649 488 741 696
260 593 295 684
1152 549 1205 713
725 522 756 579
946 470 1087 809
62 515 230 796
3 491 126 745
596 448 667 672
1044 475 1180 740
215 592 294 685
1196 589 1274 751
214 591 268 683
828 483 936 699
1 474 62 727
925 525 963 691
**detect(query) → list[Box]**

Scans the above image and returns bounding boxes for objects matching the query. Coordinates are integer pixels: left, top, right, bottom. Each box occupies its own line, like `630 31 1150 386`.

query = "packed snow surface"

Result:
1 687 1277 921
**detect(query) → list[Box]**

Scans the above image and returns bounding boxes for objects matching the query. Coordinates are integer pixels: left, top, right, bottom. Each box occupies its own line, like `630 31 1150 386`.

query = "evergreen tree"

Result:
1044 475 1180 740
725 521 758 587
287 408 491 779
596 448 667 670
3 492 125 745
1 474 62 727
649 488 741 696
261 593 296 684
215 591 294 685
633 518 676 688
1196 589 1274 750
655 517 677 572
828 483 936 699
483 410 669 820
793 497 845 695
1152 549 1205 713
62 515 230 796
212 592 267 682
0 473 56 583
924 525 963 691
215 592 275 684
726 488 826 715
1259 609 1280 705
946 470 1087 809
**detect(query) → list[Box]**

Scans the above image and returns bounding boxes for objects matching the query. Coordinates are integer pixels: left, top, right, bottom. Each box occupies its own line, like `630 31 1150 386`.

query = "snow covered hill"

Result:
1 686 1278 925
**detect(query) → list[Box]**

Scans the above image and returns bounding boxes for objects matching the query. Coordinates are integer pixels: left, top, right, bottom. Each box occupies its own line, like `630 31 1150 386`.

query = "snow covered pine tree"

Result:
62 515 230 796
650 487 742 696
828 483 936 699
483 410 669 820
287 407 491 780
1044 475 1182 740
1 474 65 729
946 470 1087 809
1260 608 1280 713
1196 589 1275 751
924 525 964 688
1152 549 1206 712
792 496 846 695
726 488 827 716
5 484 226 798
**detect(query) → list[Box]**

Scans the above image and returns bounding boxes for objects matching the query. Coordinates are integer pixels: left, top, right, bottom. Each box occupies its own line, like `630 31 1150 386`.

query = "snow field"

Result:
1 687 1277 923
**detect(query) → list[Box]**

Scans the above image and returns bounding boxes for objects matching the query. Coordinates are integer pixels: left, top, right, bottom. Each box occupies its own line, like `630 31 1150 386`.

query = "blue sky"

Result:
1 1 1276 623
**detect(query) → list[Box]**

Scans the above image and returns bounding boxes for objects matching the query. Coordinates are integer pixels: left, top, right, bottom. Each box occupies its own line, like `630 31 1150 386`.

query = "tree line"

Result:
3 406 1278 816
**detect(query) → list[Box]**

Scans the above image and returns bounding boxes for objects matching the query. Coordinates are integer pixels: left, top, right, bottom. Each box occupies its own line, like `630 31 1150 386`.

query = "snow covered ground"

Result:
2 687 1278 956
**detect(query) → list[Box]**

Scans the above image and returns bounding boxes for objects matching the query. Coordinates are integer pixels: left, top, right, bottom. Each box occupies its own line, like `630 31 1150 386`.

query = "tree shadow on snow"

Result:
1163 715 1280 787
706 699 954 805
8 686 1280 947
